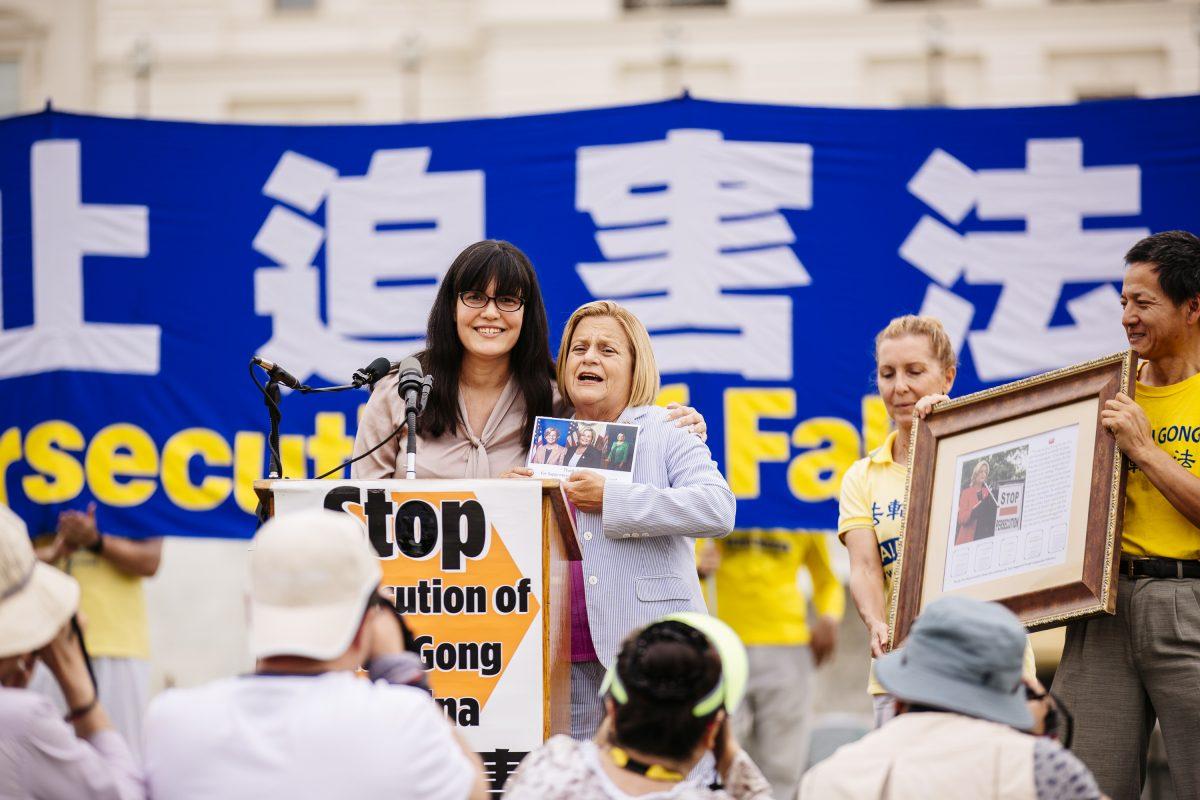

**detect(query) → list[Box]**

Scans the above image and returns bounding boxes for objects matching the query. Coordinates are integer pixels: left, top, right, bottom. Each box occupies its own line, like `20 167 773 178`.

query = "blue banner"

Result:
2 95 1198 539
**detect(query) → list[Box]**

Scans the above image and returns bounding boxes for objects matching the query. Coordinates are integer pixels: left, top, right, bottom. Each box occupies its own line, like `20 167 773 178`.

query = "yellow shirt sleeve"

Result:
837 459 874 542
804 533 845 621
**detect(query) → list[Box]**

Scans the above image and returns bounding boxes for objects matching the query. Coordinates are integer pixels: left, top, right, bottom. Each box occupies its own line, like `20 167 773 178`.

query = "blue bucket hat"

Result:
875 596 1032 730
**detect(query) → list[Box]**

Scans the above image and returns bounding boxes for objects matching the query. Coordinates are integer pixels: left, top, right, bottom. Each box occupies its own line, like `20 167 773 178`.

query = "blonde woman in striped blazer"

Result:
507 300 736 740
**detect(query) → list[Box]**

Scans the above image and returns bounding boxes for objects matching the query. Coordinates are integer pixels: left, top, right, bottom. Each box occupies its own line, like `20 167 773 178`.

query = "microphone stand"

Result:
250 360 382 485
265 379 283 480
403 376 433 480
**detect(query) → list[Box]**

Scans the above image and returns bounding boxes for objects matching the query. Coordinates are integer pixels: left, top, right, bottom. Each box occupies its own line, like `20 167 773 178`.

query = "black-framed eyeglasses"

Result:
458 290 524 313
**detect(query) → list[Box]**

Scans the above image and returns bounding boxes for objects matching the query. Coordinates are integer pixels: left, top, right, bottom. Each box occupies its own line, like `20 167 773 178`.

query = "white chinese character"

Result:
254 149 484 384
900 139 1148 381
576 129 812 380
0 140 154 379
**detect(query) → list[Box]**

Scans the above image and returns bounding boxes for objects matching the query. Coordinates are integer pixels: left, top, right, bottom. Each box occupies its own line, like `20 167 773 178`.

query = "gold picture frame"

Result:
888 350 1135 648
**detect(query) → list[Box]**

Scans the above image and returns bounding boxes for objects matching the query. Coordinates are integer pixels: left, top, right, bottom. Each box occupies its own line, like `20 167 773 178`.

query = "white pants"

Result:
30 657 150 762
732 645 815 800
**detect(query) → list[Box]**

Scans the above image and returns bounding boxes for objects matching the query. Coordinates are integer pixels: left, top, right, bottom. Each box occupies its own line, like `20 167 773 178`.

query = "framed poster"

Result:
889 351 1135 647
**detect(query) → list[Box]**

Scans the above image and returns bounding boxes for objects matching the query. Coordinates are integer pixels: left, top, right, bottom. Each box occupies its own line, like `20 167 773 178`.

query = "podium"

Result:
255 478 581 774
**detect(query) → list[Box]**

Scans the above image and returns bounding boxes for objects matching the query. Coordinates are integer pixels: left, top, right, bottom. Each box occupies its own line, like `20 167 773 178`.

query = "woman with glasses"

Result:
351 240 704 479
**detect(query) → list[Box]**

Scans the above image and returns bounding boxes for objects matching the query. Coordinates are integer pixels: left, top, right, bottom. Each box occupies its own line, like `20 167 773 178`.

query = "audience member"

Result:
698 532 843 798
504 612 771 800
142 508 486 800
0 505 144 800
33 503 162 760
799 596 1105 800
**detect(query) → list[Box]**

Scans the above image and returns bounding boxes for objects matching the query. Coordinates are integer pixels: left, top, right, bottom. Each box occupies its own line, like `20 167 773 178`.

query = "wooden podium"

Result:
255 478 581 757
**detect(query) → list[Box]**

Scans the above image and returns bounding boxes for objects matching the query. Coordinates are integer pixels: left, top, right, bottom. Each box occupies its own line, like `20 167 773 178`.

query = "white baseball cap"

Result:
0 505 80 658
249 509 382 661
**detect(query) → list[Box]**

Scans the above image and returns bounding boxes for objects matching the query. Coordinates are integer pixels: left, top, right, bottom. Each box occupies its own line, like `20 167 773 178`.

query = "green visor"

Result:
599 611 749 717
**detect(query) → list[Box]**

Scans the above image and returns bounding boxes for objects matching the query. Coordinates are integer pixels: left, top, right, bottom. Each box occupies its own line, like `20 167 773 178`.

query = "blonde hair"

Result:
874 315 957 377
971 459 991 481
557 301 661 408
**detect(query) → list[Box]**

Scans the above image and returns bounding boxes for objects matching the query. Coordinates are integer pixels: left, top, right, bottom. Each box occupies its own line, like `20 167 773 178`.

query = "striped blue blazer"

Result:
574 404 736 667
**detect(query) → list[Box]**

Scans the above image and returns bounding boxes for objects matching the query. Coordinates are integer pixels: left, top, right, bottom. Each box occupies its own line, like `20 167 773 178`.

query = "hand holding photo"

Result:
526 416 639 483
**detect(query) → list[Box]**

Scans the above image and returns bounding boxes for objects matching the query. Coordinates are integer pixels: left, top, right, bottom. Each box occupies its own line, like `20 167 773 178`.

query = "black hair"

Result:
610 621 723 761
1125 230 1200 308
417 240 555 443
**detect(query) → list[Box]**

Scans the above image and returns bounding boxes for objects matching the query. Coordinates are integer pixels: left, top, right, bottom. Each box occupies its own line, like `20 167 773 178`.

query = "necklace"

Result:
609 746 685 783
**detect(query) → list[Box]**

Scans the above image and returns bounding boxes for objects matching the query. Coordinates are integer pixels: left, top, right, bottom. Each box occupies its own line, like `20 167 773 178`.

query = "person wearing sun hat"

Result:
799 596 1105 800
0 504 145 800
142 508 486 800
504 611 772 799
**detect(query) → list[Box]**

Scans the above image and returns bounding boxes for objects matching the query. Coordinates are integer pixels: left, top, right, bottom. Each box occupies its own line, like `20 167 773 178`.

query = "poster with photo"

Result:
942 423 1080 592
526 416 639 484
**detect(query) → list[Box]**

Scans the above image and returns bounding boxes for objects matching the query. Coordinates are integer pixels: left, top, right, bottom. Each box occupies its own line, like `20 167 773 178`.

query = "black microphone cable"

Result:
313 420 405 480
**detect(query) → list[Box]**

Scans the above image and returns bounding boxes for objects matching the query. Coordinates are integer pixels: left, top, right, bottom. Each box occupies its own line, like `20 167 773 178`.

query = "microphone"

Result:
252 356 303 390
352 357 393 388
396 356 425 409
393 356 433 480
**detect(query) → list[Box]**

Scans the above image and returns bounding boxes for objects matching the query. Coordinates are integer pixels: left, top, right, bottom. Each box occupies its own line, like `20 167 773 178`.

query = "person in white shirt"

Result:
0 505 144 800
143 508 487 800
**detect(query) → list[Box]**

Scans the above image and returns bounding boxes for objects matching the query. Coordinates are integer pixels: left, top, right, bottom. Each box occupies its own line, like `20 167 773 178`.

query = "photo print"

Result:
942 423 1080 592
526 416 639 484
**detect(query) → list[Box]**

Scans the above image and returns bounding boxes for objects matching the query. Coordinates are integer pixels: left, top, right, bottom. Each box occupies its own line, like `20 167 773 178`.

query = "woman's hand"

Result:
499 467 535 479
696 542 721 579
563 470 605 513
915 394 950 419
1023 676 1050 736
35 533 74 564
58 503 101 550
665 402 707 442
867 619 891 659
713 714 743 781
37 621 95 710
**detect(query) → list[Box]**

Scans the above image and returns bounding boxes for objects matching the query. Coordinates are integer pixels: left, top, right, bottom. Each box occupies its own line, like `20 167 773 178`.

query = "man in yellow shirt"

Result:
698 531 844 799
1053 230 1200 800
35 503 162 761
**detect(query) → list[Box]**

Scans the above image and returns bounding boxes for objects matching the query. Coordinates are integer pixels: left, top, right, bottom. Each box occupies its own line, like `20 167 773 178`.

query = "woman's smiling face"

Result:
456 280 524 361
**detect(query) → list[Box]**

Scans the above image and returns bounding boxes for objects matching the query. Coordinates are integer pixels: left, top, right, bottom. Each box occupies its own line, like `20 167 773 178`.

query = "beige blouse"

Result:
350 371 560 480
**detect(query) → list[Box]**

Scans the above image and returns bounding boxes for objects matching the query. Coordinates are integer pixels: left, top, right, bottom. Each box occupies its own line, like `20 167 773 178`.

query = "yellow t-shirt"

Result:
64 550 151 660
838 430 1036 694
1122 369 1200 559
838 431 908 607
708 531 845 647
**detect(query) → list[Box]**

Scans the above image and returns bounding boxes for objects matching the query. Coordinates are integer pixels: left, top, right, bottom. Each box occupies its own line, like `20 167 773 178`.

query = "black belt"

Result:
1120 557 1200 579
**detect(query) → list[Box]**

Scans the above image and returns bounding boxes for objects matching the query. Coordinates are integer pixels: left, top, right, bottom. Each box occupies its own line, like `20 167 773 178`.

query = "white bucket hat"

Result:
0 505 80 658
249 508 382 661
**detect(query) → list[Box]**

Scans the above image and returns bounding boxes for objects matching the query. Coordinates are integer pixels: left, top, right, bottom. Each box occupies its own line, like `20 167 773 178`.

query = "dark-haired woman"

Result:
504 613 772 800
351 240 704 479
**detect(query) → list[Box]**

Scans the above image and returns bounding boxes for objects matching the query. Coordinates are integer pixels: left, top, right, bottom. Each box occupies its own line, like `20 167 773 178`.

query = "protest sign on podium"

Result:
255 478 580 789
